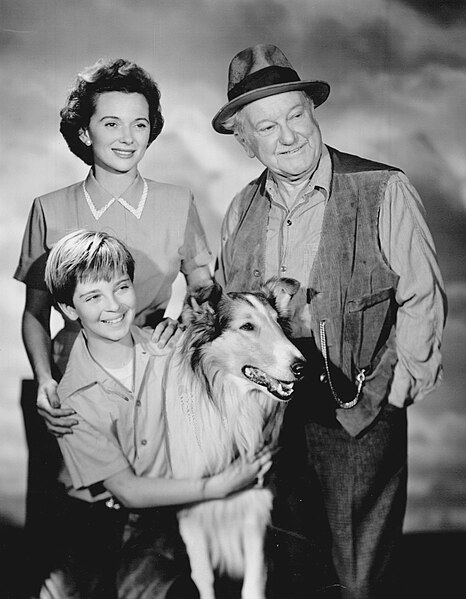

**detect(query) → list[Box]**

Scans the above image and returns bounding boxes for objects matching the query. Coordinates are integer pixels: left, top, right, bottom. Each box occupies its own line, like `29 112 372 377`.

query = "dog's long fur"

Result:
164 278 305 599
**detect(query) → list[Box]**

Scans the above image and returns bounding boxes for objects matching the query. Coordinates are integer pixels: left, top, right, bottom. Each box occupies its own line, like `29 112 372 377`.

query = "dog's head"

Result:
182 278 306 402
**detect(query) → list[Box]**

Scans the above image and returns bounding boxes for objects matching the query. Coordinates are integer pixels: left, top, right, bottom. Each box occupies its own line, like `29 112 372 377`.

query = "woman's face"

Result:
79 91 151 177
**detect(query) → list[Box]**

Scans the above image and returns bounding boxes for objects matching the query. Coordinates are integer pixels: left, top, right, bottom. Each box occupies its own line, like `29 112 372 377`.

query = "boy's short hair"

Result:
45 230 135 306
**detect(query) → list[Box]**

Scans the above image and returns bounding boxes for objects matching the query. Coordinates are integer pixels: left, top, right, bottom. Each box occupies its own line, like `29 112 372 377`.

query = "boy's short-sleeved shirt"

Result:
57 325 173 502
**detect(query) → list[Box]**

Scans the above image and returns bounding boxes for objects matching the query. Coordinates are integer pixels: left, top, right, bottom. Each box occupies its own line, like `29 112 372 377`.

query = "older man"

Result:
213 44 446 599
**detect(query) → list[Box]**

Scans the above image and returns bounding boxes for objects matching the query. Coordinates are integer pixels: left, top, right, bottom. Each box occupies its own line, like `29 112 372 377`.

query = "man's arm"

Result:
379 173 447 407
22 286 78 434
214 194 242 288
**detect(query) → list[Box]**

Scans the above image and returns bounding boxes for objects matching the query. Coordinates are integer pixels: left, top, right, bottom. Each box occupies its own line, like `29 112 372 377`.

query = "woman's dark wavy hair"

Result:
59 58 164 165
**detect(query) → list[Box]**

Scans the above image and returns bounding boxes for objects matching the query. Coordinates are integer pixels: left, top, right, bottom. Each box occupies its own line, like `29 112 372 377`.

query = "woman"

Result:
14 58 215 597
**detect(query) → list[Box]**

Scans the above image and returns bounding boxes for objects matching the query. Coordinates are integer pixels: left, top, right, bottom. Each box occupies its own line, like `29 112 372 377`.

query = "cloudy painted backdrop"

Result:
1 0 465 531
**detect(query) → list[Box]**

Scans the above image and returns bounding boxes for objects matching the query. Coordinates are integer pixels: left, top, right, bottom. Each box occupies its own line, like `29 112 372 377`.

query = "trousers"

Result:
273 378 408 599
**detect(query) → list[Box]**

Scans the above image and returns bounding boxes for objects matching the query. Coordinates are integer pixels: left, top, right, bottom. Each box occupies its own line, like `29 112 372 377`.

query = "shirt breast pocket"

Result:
303 242 319 272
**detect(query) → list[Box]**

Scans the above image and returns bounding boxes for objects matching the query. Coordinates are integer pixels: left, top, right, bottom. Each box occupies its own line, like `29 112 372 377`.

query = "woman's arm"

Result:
152 265 214 347
22 286 78 435
104 451 273 509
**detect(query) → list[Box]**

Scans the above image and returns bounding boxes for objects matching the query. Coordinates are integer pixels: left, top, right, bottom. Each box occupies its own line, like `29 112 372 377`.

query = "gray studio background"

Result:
1 0 465 532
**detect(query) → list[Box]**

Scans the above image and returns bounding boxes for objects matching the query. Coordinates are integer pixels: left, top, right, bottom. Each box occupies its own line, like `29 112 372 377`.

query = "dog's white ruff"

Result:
162 285 303 599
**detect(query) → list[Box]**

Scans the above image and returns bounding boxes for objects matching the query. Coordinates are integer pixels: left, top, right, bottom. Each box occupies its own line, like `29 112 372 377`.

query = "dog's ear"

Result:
183 281 225 324
189 281 224 310
262 277 300 315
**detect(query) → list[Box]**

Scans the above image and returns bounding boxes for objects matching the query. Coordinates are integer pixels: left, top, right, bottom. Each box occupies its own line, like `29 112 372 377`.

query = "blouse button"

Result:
281 265 287 272
136 400 141 407
286 219 292 226
253 269 261 277
141 439 147 446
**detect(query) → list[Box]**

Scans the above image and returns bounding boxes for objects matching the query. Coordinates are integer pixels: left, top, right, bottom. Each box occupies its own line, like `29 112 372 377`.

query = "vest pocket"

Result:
345 286 397 370
347 287 394 313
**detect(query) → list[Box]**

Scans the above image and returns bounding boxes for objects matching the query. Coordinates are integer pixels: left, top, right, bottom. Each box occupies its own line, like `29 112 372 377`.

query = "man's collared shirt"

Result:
264 145 332 283
218 145 446 408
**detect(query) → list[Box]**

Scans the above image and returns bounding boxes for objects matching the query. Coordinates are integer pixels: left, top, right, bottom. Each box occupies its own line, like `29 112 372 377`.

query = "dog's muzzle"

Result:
242 365 298 401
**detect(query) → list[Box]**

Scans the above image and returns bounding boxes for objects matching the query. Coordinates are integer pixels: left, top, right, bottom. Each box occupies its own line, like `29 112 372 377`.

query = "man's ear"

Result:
234 131 255 158
78 128 91 146
58 302 80 321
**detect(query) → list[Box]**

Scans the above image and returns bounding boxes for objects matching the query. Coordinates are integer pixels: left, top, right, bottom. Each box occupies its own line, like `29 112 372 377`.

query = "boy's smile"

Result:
61 273 136 346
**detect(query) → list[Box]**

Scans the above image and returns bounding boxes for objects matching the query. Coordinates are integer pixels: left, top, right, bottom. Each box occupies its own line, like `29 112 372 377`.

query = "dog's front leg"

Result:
241 523 267 599
179 516 216 599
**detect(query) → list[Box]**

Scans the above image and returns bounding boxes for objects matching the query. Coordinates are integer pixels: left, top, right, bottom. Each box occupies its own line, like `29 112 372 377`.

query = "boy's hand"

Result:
151 317 183 349
204 450 274 499
36 379 78 436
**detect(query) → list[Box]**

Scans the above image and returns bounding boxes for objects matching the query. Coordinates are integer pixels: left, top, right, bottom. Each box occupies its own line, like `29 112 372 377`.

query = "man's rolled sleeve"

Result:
180 195 213 275
379 173 446 407
215 193 242 288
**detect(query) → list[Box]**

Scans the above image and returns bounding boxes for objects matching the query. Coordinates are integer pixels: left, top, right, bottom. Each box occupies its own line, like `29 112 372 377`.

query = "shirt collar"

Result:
83 170 148 220
265 144 332 204
57 326 161 399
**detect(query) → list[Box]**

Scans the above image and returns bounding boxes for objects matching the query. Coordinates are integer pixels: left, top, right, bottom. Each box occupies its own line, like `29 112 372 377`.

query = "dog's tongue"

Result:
243 366 294 401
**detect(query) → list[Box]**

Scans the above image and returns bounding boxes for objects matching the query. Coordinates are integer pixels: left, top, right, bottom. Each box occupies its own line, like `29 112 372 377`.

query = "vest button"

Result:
253 269 261 277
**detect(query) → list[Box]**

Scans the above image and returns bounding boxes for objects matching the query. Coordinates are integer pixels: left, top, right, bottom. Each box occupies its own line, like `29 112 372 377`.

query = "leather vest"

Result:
223 146 401 436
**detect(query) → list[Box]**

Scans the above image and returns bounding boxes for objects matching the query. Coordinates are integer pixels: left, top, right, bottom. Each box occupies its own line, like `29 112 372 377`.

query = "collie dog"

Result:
164 278 306 599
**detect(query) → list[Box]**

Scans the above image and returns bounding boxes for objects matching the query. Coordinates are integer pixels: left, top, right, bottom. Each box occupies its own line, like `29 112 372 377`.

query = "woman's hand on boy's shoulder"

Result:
37 379 78 437
151 317 184 349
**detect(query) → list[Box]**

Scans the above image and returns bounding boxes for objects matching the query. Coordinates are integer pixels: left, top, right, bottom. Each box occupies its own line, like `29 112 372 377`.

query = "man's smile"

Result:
279 143 306 156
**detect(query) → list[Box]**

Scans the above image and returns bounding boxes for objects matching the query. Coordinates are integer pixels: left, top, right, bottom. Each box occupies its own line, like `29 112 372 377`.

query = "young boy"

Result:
44 230 271 598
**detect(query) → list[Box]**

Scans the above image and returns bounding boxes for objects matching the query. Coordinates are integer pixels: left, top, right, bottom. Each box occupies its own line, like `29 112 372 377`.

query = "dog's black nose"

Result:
291 359 306 379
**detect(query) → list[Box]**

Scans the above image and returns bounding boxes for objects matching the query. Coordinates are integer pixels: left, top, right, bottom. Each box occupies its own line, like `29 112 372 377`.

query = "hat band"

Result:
227 66 301 101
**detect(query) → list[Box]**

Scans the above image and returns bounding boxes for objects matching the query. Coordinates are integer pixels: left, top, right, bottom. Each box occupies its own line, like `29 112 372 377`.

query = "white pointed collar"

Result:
82 171 148 220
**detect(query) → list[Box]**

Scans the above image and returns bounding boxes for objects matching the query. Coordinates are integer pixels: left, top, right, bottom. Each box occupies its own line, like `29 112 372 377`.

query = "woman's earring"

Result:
85 140 91 146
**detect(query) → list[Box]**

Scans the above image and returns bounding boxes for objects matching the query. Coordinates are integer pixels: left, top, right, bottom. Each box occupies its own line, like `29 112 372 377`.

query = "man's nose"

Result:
279 123 296 145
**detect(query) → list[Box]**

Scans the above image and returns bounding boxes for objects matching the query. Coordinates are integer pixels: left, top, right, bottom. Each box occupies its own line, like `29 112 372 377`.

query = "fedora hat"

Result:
212 44 330 134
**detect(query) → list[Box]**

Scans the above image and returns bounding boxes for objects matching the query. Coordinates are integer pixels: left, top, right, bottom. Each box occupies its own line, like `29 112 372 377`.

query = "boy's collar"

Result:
58 326 175 399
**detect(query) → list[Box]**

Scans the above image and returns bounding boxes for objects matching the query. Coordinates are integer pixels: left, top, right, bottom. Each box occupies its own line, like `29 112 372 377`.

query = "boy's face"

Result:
60 272 136 345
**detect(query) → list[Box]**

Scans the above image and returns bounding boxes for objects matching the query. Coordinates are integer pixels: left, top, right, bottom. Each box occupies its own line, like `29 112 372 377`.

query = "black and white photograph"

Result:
1 1 465 598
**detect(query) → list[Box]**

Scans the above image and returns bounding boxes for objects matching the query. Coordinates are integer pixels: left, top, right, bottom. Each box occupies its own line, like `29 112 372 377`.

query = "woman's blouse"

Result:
15 170 212 370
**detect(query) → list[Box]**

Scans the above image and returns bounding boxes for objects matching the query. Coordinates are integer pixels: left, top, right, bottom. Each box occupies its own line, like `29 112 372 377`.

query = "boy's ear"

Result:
58 302 80 321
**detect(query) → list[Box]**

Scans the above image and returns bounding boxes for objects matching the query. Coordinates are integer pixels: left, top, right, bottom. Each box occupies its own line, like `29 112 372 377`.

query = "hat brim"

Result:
212 80 330 134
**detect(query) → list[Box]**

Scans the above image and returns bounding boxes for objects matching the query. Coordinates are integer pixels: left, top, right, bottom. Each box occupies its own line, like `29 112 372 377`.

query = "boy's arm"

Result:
104 450 273 509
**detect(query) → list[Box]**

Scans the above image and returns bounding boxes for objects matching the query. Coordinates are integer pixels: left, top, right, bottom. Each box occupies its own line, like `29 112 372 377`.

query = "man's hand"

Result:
36 378 78 437
151 317 183 349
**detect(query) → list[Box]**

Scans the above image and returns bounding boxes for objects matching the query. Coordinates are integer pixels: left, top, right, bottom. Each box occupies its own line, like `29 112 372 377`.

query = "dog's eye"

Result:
240 322 255 331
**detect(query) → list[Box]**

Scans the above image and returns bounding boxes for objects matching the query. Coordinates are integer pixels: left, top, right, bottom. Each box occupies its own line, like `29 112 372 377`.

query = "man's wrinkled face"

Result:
237 91 323 182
